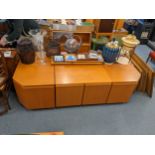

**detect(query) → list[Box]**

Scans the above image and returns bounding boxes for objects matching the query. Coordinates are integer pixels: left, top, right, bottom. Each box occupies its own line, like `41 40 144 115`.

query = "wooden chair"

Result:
0 51 10 115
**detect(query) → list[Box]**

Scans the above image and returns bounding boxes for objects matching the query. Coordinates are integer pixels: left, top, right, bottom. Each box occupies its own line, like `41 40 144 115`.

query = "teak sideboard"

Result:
13 58 140 110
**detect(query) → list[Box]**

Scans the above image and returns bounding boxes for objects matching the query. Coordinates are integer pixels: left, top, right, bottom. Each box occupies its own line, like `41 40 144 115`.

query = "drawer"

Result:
107 84 137 103
14 81 55 109
56 84 84 107
82 84 111 105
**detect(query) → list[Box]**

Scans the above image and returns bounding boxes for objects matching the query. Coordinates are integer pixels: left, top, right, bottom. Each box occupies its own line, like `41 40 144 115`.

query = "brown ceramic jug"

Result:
17 38 35 64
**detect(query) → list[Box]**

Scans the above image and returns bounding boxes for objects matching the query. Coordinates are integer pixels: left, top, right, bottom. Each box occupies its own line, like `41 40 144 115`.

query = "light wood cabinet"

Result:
55 65 112 107
13 58 55 109
13 60 140 109
89 19 125 32
14 81 55 109
92 19 127 39
104 64 140 103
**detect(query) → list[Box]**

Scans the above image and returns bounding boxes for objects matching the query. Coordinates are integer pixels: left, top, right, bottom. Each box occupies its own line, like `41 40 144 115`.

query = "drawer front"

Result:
82 84 111 105
56 85 84 107
107 84 137 103
14 81 55 109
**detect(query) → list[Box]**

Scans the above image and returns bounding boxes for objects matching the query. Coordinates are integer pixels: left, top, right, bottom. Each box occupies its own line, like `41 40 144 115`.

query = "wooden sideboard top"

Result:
55 65 111 85
13 60 140 87
13 58 55 87
104 64 141 84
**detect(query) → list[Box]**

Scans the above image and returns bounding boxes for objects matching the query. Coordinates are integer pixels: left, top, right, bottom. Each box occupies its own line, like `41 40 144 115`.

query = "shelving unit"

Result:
92 19 128 39
40 22 94 53
52 30 92 53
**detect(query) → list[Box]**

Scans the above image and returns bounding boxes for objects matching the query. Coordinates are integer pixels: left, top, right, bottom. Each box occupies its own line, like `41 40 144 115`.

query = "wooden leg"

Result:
4 96 10 110
0 99 9 116
3 90 10 110
0 90 10 116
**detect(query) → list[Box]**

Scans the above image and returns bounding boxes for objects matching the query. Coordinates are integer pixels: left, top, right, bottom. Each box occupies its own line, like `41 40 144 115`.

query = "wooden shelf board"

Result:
52 30 92 33
51 60 103 65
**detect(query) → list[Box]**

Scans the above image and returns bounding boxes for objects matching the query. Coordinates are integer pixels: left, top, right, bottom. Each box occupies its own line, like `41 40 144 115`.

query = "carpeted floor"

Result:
0 45 155 135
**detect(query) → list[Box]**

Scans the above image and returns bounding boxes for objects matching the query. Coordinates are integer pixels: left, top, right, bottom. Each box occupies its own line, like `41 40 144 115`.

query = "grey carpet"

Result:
0 89 155 135
0 45 155 135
